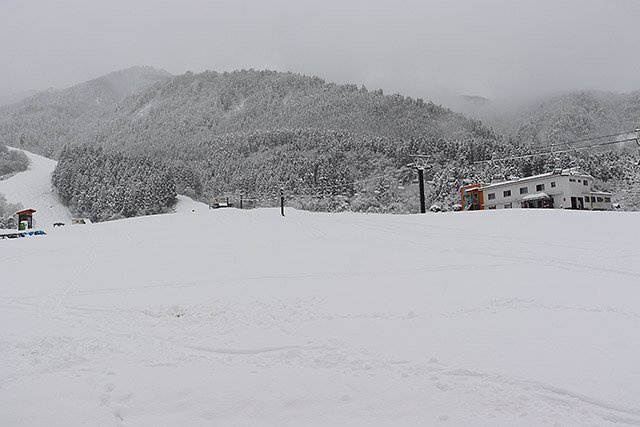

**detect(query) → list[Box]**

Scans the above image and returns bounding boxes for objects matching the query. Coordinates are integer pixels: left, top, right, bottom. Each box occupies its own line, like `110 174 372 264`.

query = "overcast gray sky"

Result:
1 0 639 101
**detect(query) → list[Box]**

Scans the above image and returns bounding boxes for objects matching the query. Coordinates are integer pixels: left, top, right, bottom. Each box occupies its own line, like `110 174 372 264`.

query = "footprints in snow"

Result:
100 372 131 424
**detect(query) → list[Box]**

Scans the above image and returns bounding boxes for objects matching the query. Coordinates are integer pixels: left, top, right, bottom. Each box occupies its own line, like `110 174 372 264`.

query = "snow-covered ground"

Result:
0 148 72 229
1 205 639 426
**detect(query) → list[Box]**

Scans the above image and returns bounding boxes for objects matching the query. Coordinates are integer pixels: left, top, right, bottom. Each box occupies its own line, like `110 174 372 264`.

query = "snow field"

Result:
1 205 640 425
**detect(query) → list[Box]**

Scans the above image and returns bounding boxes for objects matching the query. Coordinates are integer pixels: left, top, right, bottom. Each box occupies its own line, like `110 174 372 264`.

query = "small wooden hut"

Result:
15 208 36 230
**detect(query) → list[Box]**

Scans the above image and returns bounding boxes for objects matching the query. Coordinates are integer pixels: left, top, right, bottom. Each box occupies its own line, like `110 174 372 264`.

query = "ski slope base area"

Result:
1 208 639 426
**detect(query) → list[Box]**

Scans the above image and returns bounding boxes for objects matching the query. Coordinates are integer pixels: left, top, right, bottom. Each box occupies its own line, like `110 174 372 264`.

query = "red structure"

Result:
15 208 36 230
460 184 484 211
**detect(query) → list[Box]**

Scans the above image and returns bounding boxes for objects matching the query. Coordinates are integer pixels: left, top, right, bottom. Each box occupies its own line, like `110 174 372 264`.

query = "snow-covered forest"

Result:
0 144 29 177
51 146 176 221
0 194 22 228
0 145 28 226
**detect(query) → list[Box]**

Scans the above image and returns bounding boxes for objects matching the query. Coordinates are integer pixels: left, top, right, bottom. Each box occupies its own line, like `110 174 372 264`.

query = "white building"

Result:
461 168 613 211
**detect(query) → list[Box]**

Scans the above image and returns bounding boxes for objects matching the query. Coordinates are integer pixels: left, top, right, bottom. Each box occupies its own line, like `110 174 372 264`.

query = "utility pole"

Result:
408 154 430 214
280 188 285 217
240 193 243 209
635 129 640 166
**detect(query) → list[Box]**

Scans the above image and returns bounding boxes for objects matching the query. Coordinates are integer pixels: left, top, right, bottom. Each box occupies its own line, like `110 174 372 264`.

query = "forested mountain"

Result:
0 66 171 157
1 68 639 219
97 70 494 151
87 70 503 213
0 69 494 156
0 69 505 216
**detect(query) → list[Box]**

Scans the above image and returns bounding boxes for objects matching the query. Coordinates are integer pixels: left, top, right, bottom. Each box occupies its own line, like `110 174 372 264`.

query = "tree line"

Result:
52 146 177 222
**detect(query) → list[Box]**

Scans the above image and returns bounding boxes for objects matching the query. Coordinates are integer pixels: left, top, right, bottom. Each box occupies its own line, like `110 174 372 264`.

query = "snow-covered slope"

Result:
174 194 209 214
1 208 639 425
0 148 72 228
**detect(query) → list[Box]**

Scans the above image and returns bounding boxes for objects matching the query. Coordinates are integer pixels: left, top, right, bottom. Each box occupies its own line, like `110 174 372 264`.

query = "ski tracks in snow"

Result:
2 296 639 425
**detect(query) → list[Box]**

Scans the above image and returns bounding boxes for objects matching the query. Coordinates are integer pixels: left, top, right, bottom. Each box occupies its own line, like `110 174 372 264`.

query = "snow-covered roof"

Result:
480 167 592 190
15 208 37 215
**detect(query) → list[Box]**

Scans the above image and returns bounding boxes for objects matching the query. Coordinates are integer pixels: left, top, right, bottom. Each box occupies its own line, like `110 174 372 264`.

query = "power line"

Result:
475 134 639 165
547 130 636 149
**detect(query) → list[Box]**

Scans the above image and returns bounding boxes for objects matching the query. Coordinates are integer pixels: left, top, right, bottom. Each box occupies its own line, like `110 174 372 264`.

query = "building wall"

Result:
481 173 611 210
588 192 613 211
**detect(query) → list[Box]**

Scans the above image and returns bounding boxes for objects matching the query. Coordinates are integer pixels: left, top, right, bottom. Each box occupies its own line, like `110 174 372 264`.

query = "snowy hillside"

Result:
1 207 639 425
0 148 71 228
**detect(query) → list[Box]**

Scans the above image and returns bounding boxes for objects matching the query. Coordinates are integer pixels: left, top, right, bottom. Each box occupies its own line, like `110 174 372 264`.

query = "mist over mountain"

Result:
446 90 640 145
508 91 640 146
0 89 40 107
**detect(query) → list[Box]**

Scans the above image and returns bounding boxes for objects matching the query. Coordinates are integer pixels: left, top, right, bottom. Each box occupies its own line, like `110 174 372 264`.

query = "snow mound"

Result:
1 207 640 425
0 148 72 228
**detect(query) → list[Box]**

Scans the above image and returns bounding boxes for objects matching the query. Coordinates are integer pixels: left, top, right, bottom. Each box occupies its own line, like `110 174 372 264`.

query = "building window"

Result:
551 181 556 188
503 190 511 197
605 197 611 202
520 187 528 194
583 180 588 186
570 179 575 182
597 197 603 202
577 179 581 183
488 205 496 209
584 196 590 202
488 193 495 200
536 183 545 191
504 203 512 209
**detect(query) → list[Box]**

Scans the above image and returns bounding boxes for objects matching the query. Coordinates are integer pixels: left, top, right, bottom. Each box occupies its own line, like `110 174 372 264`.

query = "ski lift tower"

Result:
408 155 431 214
